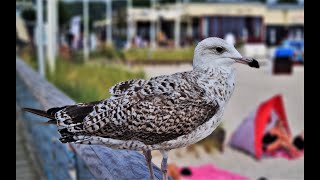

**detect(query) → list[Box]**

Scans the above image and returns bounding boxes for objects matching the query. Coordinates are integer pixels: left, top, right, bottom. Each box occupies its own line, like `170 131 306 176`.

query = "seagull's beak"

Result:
232 57 260 68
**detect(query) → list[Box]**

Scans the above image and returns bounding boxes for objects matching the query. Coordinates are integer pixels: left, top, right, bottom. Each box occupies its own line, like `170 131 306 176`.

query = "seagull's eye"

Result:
215 46 224 53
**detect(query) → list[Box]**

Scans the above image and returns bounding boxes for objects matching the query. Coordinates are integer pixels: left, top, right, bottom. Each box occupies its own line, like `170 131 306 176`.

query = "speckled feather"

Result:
54 66 235 150
22 37 260 180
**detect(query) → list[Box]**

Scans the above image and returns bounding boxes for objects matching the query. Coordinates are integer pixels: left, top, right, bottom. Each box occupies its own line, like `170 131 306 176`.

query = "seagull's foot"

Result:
143 150 155 180
160 150 169 180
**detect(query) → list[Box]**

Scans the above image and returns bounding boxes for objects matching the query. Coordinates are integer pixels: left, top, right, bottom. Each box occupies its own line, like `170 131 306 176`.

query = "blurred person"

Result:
70 16 81 50
134 35 142 47
224 32 236 46
72 35 80 50
294 30 303 41
242 28 248 42
66 32 74 48
257 177 268 180
216 127 226 152
59 43 72 60
90 33 97 51
180 167 192 176
142 39 148 48
78 32 84 49
157 31 167 47
262 120 301 158
124 41 131 49
167 164 180 180
270 29 276 45
293 130 304 151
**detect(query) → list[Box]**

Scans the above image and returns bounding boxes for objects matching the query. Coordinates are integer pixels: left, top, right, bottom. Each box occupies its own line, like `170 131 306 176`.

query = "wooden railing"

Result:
16 58 166 180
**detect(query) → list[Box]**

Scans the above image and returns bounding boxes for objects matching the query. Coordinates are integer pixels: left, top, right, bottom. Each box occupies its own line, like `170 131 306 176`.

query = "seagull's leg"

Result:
142 150 155 180
160 150 169 180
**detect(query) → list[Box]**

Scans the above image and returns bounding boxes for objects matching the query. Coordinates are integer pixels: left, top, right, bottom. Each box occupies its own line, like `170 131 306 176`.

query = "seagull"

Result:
23 37 259 180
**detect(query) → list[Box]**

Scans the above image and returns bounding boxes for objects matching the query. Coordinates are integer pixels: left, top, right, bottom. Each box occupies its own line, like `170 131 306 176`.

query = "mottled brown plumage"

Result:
54 70 225 146
23 37 259 180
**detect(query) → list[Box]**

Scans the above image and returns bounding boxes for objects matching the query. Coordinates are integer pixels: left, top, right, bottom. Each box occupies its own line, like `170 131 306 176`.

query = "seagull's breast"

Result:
198 67 236 106
151 67 236 150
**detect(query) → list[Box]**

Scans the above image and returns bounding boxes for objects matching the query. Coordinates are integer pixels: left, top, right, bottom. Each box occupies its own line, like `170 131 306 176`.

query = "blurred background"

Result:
16 0 304 179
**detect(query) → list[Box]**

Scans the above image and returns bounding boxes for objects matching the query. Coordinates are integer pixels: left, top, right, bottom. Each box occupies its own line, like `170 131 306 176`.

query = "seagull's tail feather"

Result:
23 101 102 144
23 106 86 143
22 108 57 124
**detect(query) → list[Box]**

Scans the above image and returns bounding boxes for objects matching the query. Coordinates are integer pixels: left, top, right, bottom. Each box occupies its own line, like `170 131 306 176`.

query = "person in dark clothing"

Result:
66 32 74 48
262 120 301 158
293 131 304 151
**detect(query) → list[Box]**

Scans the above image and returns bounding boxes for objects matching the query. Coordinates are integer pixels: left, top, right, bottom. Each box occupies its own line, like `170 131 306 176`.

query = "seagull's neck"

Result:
193 66 234 76
193 66 236 105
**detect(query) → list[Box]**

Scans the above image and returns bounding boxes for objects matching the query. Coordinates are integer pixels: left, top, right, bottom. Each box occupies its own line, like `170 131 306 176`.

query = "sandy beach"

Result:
143 62 304 180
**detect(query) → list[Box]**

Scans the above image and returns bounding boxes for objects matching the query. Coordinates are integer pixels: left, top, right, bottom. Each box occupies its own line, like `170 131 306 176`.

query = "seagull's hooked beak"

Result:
232 57 260 68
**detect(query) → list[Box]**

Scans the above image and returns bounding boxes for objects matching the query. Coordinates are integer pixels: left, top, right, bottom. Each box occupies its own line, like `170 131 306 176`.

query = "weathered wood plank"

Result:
16 58 168 180
16 174 37 179
16 119 41 180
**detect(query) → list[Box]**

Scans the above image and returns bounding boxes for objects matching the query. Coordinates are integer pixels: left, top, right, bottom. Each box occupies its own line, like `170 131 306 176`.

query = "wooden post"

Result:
47 0 57 72
127 0 133 48
36 0 45 77
174 0 181 48
106 0 112 45
150 0 156 49
83 0 89 61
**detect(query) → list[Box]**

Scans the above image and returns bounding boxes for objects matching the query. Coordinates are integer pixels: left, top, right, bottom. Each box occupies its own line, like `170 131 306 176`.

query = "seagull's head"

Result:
193 37 259 70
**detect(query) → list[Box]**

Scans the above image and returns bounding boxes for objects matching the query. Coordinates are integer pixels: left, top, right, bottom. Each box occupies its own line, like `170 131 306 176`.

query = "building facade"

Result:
128 2 304 50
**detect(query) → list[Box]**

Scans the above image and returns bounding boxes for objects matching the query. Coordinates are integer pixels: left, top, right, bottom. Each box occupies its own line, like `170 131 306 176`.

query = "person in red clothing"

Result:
262 120 301 158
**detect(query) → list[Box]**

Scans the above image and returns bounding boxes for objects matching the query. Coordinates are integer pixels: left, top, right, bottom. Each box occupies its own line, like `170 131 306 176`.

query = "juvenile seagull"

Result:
23 37 259 180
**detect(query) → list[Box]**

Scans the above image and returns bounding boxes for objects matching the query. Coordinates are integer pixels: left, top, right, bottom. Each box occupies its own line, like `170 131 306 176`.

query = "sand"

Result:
143 62 304 180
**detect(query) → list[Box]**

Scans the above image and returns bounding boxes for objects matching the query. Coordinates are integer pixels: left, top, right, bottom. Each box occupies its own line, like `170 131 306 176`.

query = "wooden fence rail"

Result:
16 58 166 180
